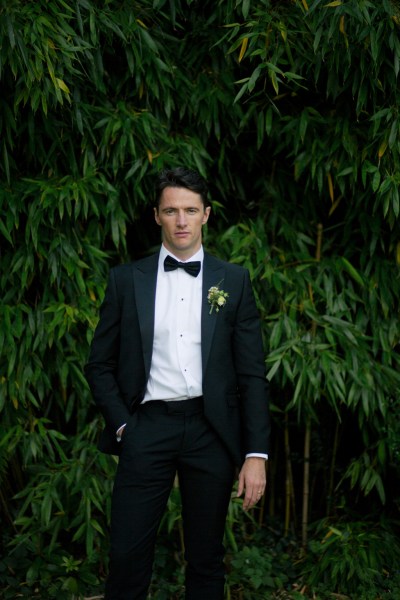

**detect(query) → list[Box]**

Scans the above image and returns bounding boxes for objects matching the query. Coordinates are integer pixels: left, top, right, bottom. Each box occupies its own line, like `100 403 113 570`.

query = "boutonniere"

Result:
207 283 229 314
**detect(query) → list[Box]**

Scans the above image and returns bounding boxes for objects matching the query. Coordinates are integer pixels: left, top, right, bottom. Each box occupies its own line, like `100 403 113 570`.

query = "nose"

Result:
176 210 187 228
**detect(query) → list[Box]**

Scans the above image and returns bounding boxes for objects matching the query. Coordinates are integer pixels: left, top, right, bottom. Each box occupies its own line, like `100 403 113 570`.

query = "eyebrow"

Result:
161 206 200 212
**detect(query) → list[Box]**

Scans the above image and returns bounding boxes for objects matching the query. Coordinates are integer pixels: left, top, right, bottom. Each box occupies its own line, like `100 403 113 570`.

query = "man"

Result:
85 167 270 599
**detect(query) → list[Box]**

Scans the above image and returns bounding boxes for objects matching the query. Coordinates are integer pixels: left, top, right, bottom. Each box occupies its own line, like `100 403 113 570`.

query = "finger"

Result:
243 488 257 510
242 485 251 510
242 494 252 511
244 488 264 510
236 471 245 498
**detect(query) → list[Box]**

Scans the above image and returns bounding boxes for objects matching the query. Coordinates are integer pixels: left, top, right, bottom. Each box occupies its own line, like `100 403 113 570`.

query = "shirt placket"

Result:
176 269 193 395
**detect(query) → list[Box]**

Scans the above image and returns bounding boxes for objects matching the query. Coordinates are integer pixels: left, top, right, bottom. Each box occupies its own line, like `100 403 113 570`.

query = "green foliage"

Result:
1 0 400 597
304 517 400 596
227 545 290 597
217 208 400 505
0 421 115 597
0 538 101 599
227 0 400 225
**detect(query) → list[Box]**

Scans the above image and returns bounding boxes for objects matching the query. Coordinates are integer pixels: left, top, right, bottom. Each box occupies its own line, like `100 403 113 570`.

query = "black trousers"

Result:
104 398 235 600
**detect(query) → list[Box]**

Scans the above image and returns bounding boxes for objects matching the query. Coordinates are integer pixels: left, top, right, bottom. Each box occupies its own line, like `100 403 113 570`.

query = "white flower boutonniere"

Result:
208 284 229 314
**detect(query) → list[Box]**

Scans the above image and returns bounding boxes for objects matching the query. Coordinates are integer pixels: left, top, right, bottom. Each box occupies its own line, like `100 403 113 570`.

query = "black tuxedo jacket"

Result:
85 251 270 467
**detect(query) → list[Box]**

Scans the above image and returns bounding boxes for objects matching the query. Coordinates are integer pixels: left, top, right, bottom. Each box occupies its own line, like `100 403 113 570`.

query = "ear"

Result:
202 206 211 225
154 207 161 226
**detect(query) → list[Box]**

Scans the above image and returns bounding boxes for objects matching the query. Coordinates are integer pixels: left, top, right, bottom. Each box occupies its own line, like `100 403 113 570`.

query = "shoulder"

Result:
111 253 159 275
109 253 159 284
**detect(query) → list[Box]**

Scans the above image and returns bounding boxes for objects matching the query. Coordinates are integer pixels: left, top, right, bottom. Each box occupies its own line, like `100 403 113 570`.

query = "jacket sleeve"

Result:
233 269 271 455
84 268 132 434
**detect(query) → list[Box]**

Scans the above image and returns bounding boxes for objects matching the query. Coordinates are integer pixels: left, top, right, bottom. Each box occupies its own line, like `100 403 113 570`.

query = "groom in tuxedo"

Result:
85 167 270 599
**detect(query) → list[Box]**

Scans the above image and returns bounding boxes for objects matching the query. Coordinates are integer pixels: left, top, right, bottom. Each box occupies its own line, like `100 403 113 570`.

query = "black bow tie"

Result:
164 255 201 277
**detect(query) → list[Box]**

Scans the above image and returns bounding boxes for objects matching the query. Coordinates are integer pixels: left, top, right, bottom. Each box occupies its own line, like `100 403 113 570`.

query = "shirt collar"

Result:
159 244 204 265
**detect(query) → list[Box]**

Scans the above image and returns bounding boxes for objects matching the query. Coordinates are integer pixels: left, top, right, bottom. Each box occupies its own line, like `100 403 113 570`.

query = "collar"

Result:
159 244 204 267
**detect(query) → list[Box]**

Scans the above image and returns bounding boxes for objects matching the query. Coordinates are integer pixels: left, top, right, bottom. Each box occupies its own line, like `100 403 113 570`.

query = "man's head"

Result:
155 167 210 209
154 167 211 260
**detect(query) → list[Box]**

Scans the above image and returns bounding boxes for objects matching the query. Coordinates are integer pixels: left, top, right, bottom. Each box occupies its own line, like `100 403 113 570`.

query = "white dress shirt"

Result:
143 244 203 402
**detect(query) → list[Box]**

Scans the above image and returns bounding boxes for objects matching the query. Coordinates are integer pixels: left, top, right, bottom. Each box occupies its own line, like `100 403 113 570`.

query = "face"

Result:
154 187 211 260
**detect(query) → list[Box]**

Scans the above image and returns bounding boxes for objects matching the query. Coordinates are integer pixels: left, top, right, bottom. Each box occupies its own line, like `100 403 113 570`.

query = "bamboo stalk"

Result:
301 421 311 549
284 413 292 535
327 418 340 516
284 416 291 535
284 411 296 535
302 223 323 550
173 474 185 556
267 434 279 518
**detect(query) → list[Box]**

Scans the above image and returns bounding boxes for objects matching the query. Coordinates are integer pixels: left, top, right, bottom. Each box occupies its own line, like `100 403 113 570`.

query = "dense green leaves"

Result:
1 0 400 597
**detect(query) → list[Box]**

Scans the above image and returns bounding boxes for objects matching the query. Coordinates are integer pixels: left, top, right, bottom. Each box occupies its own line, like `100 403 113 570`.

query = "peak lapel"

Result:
133 252 159 379
201 253 225 377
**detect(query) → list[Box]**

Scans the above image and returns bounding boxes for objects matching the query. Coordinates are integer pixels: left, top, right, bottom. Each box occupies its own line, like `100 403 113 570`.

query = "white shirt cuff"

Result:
116 423 127 442
245 453 268 460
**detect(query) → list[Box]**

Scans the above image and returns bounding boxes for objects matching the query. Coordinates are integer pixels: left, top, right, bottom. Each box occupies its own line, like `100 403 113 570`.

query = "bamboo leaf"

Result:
238 37 248 63
341 256 364 286
56 78 70 94
0 218 12 244
327 172 334 203
388 119 398 148
378 140 388 159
